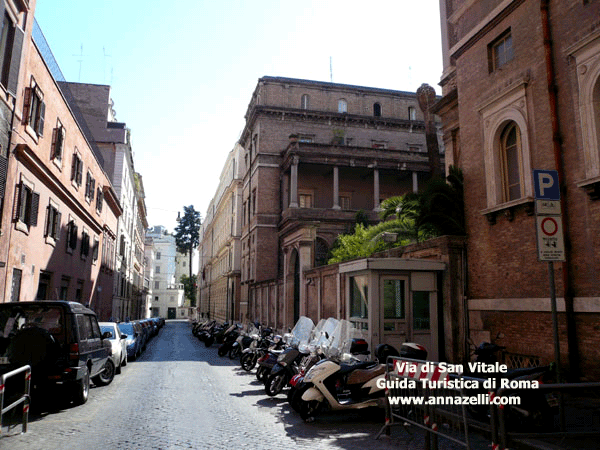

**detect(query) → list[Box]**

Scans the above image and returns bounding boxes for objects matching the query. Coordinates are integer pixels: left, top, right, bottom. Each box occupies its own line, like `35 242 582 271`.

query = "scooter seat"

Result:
347 364 385 385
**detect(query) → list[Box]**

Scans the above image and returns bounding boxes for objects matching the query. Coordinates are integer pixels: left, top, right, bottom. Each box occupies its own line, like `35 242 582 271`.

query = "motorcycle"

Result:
203 321 229 348
465 342 557 430
264 316 315 396
240 328 279 372
294 320 389 421
217 324 242 357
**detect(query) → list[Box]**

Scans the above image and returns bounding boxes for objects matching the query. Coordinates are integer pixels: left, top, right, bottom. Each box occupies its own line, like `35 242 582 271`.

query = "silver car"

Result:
99 322 128 374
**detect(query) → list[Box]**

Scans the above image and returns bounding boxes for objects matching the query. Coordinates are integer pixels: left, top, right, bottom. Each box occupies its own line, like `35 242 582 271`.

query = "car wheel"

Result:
72 366 90 406
93 359 115 386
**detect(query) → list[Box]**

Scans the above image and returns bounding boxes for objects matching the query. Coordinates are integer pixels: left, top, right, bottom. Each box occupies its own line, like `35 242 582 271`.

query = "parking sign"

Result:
533 170 560 200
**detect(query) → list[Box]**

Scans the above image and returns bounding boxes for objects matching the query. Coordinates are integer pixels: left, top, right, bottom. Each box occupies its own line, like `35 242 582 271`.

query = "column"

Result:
412 171 419 193
373 168 380 211
332 166 340 210
290 156 299 208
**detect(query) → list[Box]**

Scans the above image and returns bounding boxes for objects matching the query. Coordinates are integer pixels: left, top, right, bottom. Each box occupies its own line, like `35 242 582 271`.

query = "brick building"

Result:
199 76 443 329
0 3 121 315
435 0 600 379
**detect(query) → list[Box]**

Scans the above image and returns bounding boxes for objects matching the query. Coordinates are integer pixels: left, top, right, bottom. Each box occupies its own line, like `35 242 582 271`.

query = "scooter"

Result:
295 319 389 421
217 324 242 357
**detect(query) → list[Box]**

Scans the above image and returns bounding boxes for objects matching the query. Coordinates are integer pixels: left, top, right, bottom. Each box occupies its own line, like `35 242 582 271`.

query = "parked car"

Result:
99 322 128 374
118 322 143 360
0 301 111 405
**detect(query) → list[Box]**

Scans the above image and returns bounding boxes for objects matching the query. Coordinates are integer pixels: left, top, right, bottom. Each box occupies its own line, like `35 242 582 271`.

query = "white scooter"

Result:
296 320 387 421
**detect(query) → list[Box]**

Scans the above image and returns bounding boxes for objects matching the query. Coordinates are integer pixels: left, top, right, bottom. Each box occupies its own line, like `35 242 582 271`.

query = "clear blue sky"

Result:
34 0 443 232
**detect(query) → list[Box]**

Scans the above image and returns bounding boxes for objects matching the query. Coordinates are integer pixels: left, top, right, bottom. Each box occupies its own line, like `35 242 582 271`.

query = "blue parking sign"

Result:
533 170 560 200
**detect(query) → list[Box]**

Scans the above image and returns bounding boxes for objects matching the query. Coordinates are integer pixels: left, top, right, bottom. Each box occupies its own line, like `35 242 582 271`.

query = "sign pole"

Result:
547 261 561 383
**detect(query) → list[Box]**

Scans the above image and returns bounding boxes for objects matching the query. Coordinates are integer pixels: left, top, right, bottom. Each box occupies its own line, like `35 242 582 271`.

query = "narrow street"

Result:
2 321 469 450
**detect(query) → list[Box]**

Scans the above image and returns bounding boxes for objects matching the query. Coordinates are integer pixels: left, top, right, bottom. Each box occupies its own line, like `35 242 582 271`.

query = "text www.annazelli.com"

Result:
389 395 521 406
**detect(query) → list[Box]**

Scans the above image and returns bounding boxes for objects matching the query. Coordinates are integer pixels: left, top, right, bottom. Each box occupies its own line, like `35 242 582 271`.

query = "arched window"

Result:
301 94 309 110
314 237 329 267
373 103 381 117
500 121 522 201
338 99 347 113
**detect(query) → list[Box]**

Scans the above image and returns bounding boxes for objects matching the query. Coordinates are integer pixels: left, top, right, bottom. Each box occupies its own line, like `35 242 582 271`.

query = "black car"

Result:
0 301 112 405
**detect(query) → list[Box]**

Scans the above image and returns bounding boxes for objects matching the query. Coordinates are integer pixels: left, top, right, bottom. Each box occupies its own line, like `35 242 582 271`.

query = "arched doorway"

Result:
291 249 300 324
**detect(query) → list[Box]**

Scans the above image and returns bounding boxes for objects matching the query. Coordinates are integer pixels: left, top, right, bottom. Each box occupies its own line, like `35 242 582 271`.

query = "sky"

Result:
34 0 443 233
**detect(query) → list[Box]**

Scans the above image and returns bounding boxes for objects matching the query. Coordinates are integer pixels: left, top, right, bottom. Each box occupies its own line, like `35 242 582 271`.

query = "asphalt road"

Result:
1 320 470 450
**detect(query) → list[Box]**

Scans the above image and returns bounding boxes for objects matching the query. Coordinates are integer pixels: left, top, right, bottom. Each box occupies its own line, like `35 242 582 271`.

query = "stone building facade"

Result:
199 76 443 330
435 0 600 379
198 143 244 322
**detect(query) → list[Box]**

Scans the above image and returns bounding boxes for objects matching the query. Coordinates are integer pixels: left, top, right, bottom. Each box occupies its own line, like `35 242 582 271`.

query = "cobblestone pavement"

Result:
1 321 488 450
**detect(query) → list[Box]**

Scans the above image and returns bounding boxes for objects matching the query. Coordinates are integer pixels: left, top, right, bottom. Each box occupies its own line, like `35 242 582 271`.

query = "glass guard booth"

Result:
339 258 446 361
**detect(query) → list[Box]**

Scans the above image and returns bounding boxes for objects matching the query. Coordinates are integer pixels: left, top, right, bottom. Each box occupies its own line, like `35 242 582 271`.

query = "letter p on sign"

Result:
533 170 560 200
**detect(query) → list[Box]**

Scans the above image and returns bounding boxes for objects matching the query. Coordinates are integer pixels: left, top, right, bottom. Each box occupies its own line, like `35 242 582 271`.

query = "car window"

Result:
0 306 66 344
118 323 134 336
77 314 93 340
100 325 115 339
89 316 101 339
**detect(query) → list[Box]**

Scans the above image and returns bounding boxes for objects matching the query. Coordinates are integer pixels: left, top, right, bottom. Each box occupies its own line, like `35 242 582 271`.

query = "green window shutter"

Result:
29 191 40 226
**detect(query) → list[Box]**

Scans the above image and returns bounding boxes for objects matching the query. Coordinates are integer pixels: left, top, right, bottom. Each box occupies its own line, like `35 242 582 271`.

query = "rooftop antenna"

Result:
330 56 333 82
103 46 112 84
73 44 86 82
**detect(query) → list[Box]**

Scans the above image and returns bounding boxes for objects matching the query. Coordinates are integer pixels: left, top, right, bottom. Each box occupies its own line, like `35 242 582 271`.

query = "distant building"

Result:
146 226 184 319
435 0 600 378
199 76 443 327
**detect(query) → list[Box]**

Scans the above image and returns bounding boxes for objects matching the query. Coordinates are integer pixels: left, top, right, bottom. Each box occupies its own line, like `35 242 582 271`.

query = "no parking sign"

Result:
536 215 565 261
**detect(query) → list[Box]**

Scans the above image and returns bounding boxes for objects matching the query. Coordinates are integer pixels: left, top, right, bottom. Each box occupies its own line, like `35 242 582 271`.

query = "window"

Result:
71 151 83 186
92 237 99 262
339 195 351 210
85 172 95 202
155 265 160 274
60 277 70 300
349 276 368 319
51 121 65 163
489 30 514 72
23 79 45 137
373 103 382 117
299 193 313 208
156 252 161 260
413 292 430 330
383 279 405 319
10 268 22 302
45 201 61 242
16 179 40 230
251 189 256 215
66 219 78 253
81 229 90 258
0 12 24 97
298 134 313 143
154 281 160 290
408 106 416 121
96 187 103 213
500 122 522 201
301 94 309 109
338 99 347 113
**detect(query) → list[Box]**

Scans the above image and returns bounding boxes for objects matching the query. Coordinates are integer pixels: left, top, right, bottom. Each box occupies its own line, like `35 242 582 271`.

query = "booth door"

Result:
380 276 435 358
381 277 409 351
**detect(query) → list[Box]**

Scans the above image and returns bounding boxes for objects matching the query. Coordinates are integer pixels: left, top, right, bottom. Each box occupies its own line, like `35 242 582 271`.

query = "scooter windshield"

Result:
289 316 314 348
325 319 363 362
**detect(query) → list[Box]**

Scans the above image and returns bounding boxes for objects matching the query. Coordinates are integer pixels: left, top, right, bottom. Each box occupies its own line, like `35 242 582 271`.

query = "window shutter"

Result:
76 159 83 185
71 154 77 181
50 127 58 159
38 102 45 136
0 156 7 199
93 240 99 261
59 126 65 158
44 205 51 236
22 87 31 125
6 25 24 98
29 191 40 226
70 224 78 250
54 212 61 240
90 178 95 201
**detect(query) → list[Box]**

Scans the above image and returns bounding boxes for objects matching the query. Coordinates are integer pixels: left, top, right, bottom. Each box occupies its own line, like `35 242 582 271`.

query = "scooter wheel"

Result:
218 345 228 357
204 336 214 348
241 354 256 372
256 366 266 381
299 396 321 422
265 373 286 396
229 346 241 360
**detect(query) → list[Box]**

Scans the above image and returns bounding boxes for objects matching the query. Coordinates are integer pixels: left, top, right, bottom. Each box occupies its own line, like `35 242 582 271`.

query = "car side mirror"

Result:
120 334 127 339
102 331 112 339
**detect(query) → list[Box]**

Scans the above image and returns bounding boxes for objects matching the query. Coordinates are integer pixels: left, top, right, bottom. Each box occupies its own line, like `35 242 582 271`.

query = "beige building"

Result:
198 143 244 322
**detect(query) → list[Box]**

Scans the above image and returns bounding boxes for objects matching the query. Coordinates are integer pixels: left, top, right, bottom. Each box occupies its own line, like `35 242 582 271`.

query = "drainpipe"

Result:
540 0 579 379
